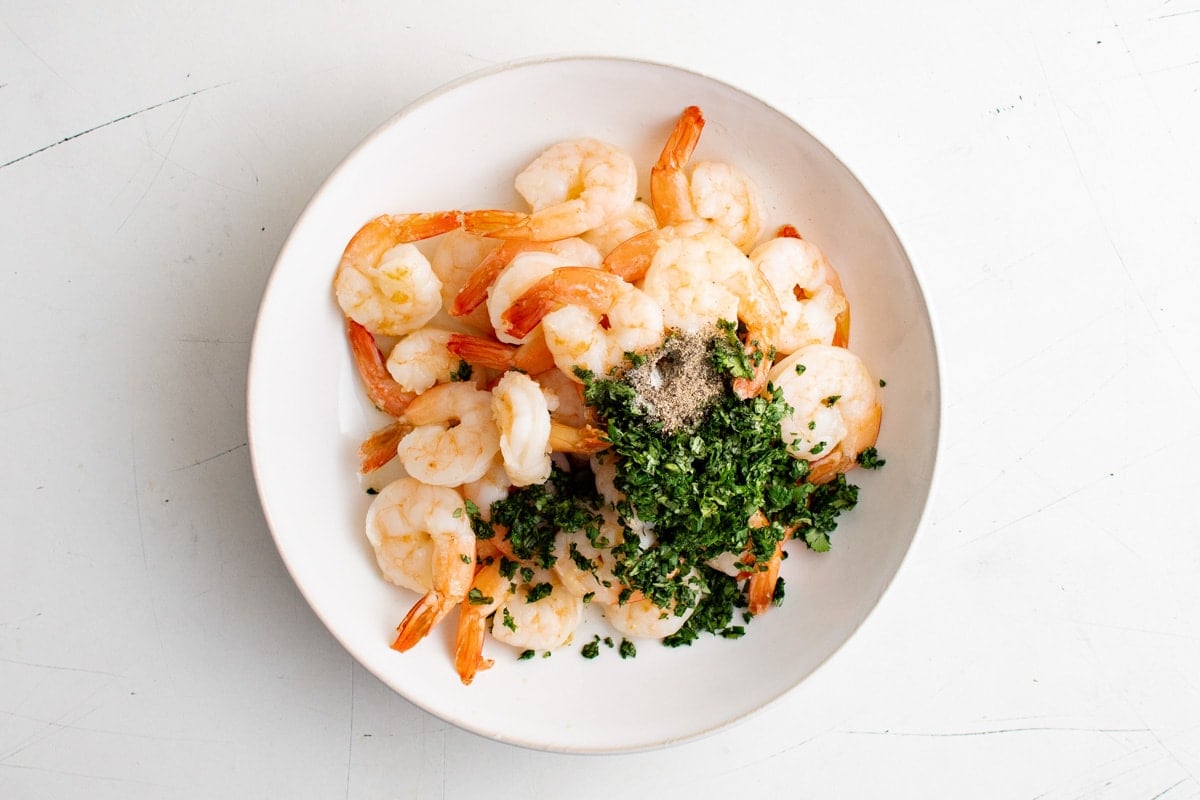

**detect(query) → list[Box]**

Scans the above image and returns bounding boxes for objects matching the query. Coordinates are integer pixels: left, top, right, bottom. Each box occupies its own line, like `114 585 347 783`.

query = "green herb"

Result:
488 465 602 568
450 360 473 382
525 582 553 603
365 487 378 495
619 638 637 659
795 363 806 375
459 553 470 563
518 649 535 661
501 607 517 632
467 588 493 606
809 441 826 455
542 650 551 659
772 576 786 607
856 447 886 469
823 395 841 407
879 378 886 387
498 557 518 580
581 636 601 659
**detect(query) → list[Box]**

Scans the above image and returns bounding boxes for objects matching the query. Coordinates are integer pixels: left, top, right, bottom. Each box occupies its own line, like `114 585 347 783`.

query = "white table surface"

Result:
3 2 1199 798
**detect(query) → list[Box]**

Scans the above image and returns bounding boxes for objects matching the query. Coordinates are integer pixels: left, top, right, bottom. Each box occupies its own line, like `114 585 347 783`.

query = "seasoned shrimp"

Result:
463 138 637 241
640 227 782 397
768 344 881 484
553 507 630 605
396 382 501 486
450 237 601 318
333 212 460 336
491 371 552 487
603 589 698 640
750 228 849 354
365 477 475 652
650 107 765 252
580 200 658 257
534 367 588 429
502 267 665 380
386 327 469 394
454 562 584 683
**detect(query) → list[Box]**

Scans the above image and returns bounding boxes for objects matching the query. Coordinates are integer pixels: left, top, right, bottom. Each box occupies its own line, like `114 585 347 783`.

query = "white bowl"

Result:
247 56 940 753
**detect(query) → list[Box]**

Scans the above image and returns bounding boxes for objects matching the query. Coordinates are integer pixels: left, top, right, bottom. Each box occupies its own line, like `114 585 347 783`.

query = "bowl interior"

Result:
248 56 940 753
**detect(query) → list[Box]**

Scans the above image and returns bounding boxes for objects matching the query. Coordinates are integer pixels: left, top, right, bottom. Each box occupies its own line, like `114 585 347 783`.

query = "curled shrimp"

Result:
462 455 511 520
396 382 501 486
650 107 765 252
366 477 475 652
640 227 782 397
333 212 461 336
602 584 699 640
454 561 584 684
502 267 665 381
491 371 552 487
768 344 881 485
463 138 637 241
552 507 631 605
450 237 601 318
386 327 470 395
750 226 850 354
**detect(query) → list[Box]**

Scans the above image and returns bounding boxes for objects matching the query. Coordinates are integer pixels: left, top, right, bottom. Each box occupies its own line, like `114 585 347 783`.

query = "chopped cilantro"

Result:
525 582 553 603
581 636 601 659
823 395 841 407
518 649 535 661
467 588 493 606
365 487 378 495
449 360 473 382
618 638 637 659
501 607 517 632
857 447 886 469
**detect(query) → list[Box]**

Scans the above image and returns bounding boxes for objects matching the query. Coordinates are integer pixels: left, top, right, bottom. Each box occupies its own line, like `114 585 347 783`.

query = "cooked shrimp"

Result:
450 237 601 317
491 371 552 487
454 563 584 683
386 327 469 395
640 227 782 397
768 344 882 484
603 590 698 640
591 453 651 538
552 508 630 605
430 229 501 333
463 138 637 241
492 569 584 650
650 107 765 252
345 317 416 417
364 477 475 652
502 267 665 380
396 382 501 486
750 229 849 354
485 251 570 345
333 212 460 336
580 200 658 257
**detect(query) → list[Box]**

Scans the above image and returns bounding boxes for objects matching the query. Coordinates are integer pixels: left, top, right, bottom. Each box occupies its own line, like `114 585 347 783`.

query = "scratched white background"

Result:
2 1 1199 798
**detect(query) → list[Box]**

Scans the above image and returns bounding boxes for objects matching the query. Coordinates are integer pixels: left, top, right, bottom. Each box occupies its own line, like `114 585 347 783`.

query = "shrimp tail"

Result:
548 420 610 454
454 607 494 685
650 106 705 227
358 420 412 473
462 209 535 240
391 592 450 652
775 224 802 240
602 228 661 283
346 317 416 417
447 330 556 374
747 541 784 616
